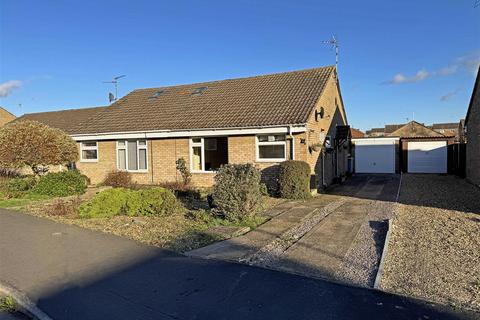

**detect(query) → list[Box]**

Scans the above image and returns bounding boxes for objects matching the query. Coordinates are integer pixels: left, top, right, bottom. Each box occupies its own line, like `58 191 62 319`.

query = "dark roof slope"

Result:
16 106 107 134
430 122 459 129
73 66 335 134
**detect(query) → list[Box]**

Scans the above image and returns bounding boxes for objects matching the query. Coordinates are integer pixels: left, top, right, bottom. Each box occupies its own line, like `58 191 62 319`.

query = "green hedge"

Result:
278 160 312 200
7 176 37 192
33 170 88 197
212 164 262 221
79 187 178 219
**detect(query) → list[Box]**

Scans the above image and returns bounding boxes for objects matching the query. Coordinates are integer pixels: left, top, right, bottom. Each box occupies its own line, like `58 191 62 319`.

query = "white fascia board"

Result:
71 125 307 141
352 137 400 142
352 137 400 146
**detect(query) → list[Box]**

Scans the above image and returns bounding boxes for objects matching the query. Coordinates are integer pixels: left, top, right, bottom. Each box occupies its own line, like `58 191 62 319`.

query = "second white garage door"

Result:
408 141 447 173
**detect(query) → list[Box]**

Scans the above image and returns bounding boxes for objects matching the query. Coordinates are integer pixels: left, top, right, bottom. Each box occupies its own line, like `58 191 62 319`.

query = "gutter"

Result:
71 124 307 141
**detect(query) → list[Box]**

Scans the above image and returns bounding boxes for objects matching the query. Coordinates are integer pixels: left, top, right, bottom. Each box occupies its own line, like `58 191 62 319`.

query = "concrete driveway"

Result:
0 208 475 319
189 174 401 287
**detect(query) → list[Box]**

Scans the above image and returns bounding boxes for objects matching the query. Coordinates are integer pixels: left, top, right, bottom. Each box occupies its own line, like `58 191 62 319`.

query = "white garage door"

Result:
354 138 397 173
408 141 447 173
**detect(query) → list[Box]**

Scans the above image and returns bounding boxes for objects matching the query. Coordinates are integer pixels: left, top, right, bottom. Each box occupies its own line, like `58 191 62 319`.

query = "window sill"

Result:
117 169 149 173
80 159 98 163
255 158 286 163
191 170 217 174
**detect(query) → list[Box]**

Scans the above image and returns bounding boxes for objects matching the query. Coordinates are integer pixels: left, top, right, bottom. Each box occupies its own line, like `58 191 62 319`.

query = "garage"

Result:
352 138 399 173
407 141 447 173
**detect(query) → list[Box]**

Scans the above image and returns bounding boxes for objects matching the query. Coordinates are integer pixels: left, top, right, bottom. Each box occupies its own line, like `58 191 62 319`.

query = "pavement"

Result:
0 207 477 319
188 174 400 282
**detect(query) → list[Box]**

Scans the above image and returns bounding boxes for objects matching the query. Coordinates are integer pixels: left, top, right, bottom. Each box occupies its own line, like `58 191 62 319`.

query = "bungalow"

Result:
465 66 480 186
16 66 349 190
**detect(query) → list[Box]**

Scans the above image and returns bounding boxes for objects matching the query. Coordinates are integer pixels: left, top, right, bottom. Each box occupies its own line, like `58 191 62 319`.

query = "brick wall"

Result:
76 133 306 188
466 79 480 186
0 108 16 127
304 72 348 189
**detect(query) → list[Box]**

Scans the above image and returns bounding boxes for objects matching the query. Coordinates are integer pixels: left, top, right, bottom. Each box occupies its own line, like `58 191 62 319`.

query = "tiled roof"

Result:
389 121 445 138
15 106 107 134
73 66 336 134
350 128 365 138
430 122 459 129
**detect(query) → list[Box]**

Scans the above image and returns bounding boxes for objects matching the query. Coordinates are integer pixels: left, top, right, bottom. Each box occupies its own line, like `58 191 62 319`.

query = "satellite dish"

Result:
109 92 115 103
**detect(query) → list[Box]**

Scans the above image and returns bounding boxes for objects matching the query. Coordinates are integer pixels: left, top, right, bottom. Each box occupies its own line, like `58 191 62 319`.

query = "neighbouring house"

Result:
354 121 457 174
16 66 349 190
366 121 463 141
0 107 16 127
465 66 480 187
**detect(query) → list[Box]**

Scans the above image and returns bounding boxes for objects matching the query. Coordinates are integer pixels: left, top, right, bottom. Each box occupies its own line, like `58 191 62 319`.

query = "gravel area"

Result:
334 199 394 287
379 174 480 312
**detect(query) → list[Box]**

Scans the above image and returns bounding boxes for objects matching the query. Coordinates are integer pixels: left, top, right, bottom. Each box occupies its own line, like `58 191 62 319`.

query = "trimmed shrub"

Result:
212 164 262 221
33 170 88 197
103 170 133 188
137 188 178 216
278 160 312 200
79 187 179 218
79 188 135 218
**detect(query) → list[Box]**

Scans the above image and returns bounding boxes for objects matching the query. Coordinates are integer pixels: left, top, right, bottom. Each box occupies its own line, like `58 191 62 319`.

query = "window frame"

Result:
255 135 287 162
189 138 206 173
116 140 148 172
80 141 99 163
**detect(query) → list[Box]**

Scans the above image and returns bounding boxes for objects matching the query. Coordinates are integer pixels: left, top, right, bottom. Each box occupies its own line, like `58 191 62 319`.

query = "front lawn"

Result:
24 190 280 252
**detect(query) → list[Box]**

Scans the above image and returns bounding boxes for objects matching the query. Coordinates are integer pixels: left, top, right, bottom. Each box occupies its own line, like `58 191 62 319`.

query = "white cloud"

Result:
383 69 430 84
0 80 22 97
383 50 480 85
454 52 480 75
440 89 460 102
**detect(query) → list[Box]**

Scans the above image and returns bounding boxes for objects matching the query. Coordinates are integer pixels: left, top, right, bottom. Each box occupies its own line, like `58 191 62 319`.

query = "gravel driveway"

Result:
379 174 480 312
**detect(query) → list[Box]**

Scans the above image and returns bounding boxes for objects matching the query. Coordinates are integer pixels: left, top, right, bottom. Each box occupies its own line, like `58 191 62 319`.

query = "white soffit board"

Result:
353 138 397 173
408 141 447 173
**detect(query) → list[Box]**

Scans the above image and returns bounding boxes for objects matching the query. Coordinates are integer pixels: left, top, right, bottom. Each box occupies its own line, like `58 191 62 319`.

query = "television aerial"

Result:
103 75 126 103
322 35 339 71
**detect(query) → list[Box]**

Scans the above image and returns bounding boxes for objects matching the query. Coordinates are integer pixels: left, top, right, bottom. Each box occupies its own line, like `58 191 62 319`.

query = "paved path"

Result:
189 175 400 284
0 209 476 319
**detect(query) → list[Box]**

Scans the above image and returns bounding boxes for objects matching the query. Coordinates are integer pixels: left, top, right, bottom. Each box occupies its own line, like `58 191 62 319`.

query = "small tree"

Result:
0 120 78 175
175 157 191 186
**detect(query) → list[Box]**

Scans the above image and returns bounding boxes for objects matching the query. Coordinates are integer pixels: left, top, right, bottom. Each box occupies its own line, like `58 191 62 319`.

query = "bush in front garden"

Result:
7 176 37 192
33 170 88 197
211 163 263 221
79 187 179 218
103 170 133 188
278 160 312 200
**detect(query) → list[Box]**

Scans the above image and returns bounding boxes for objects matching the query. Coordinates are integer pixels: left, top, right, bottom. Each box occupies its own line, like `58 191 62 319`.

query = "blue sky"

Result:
0 0 479 131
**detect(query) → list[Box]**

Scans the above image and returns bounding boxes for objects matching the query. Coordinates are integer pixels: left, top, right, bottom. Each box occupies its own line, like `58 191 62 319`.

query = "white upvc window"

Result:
80 141 98 162
116 140 148 172
190 138 205 172
256 135 287 162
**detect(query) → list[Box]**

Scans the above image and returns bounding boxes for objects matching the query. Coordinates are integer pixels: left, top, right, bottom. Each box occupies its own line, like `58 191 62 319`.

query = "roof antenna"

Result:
322 35 339 72
103 75 126 103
